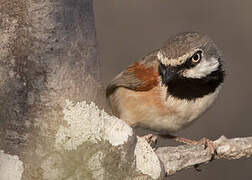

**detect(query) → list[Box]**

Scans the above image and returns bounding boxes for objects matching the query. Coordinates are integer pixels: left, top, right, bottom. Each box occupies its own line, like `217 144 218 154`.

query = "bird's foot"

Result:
142 134 158 150
196 137 216 156
162 134 216 155
177 136 216 155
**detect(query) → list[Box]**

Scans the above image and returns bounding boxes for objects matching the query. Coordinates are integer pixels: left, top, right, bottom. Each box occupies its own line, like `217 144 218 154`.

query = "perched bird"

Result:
106 32 225 148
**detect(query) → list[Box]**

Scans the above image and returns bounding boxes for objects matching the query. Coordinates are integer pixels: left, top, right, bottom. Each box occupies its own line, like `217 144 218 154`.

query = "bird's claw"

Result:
165 135 216 156
198 137 216 156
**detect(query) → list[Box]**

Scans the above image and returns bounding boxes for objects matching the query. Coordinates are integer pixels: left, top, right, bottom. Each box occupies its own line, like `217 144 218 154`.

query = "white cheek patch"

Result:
182 57 219 78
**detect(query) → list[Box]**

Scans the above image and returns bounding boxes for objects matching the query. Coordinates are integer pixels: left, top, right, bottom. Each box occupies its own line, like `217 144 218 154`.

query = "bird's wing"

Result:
106 50 160 98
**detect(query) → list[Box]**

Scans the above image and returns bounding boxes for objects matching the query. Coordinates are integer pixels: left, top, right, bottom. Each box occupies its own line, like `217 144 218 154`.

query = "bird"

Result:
106 32 225 151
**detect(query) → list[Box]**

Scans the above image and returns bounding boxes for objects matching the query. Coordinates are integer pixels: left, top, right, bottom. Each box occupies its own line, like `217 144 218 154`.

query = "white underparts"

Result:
182 57 219 78
156 85 221 132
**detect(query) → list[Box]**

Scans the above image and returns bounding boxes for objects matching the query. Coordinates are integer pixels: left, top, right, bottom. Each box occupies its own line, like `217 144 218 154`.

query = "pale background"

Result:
94 0 252 179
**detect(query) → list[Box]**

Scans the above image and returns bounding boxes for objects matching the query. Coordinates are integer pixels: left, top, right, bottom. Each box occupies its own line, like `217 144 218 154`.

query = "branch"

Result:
156 136 252 176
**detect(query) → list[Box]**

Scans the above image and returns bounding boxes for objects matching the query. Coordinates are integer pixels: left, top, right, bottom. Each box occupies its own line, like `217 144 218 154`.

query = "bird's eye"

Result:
191 51 202 63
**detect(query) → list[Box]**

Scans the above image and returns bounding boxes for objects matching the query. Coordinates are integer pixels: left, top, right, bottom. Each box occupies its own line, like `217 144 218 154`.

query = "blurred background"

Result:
94 0 252 179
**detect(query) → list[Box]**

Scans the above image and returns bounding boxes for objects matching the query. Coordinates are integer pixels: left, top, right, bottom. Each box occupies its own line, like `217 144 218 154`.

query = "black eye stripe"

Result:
159 50 203 74
180 50 202 69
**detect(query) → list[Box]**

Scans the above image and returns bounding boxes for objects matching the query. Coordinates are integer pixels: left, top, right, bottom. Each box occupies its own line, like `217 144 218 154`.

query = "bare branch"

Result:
156 136 252 176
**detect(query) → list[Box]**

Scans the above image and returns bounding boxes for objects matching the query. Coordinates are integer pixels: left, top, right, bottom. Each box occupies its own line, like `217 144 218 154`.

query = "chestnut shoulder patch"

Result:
127 62 159 91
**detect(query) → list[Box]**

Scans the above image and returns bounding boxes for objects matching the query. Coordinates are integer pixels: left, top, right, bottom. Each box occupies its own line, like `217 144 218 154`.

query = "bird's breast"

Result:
110 85 221 133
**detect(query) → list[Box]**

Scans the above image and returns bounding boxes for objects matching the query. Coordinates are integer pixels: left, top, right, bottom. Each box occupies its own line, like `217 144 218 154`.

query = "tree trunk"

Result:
0 0 114 179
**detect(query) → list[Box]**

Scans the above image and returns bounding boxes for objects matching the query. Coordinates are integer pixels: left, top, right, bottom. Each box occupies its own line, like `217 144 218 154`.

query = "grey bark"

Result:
0 0 101 152
0 0 121 179
156 136 252 176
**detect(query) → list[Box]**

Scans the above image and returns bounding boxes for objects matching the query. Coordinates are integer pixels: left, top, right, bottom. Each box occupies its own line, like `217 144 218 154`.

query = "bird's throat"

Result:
165 69 224 100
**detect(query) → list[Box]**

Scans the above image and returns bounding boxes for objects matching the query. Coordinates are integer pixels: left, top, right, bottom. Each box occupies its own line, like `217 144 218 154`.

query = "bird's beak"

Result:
159 63 178 85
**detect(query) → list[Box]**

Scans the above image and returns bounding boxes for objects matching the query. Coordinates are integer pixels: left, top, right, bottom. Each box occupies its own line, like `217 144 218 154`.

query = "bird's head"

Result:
157 32 225 100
